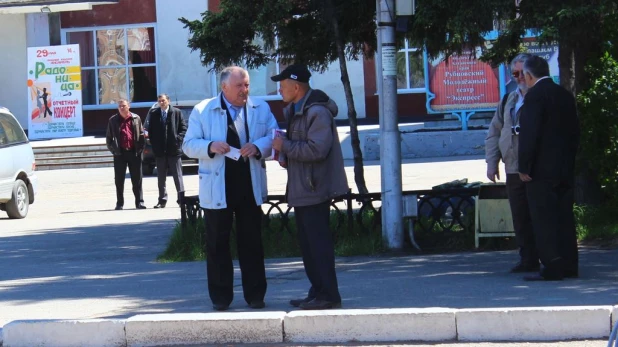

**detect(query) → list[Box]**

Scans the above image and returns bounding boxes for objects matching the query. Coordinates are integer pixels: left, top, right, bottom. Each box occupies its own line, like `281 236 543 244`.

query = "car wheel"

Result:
6 180 29 219
143 163 155 176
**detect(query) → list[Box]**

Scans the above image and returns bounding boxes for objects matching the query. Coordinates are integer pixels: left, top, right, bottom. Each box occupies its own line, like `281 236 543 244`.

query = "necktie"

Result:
231 105 247 146
161 110 167 123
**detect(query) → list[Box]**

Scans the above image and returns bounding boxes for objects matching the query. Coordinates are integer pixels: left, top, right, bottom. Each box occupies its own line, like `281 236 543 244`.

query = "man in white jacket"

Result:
486 53 539 273
183 66 278 311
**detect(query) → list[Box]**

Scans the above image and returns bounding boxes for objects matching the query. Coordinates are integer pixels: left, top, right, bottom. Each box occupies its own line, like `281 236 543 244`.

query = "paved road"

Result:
1 157 616 343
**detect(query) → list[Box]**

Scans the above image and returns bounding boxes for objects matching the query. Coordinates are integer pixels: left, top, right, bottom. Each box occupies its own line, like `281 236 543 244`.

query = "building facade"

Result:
1 0 437 135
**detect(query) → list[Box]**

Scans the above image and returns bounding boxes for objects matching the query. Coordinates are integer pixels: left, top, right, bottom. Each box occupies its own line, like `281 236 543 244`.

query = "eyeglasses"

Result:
512 70 523 78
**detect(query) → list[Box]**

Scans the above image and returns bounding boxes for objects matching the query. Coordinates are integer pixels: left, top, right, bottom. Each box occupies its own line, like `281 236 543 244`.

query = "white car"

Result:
0 106 38 219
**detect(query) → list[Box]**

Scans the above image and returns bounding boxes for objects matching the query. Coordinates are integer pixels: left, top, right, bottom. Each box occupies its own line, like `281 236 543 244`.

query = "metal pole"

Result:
376 0 385 207
378 0 403 249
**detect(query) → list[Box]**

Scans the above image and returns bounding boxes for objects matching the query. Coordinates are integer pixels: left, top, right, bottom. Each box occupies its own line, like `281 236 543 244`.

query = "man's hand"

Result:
487 166 500 183
272 136 284 151
519 173 532 182
278 160 287 169
209 141 230 155
240 143 259 158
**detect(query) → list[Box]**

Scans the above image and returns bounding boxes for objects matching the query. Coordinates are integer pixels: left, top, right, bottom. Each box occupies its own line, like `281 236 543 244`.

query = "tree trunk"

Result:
325 0 369 195
559 26 603 205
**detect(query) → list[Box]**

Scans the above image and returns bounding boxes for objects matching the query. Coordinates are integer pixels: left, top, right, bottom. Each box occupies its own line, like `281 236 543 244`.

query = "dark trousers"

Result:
506 174 538 265
202 194 267 306
113 150 144 207
155 156 184 204
295 201 341 303
526 179 578 277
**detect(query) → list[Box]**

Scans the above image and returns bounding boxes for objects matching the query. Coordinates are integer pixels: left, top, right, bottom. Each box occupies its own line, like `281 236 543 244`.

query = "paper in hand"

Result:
224 146 242 161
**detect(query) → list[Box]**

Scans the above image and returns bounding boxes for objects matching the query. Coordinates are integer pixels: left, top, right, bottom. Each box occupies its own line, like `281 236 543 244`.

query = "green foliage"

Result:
577 52 618 198
157 211 384 262
406 0 610 66
179 0 376 72
574 203 618 242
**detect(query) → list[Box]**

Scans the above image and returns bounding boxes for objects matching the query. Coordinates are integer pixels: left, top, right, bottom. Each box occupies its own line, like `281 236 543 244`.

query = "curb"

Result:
2 305 617 347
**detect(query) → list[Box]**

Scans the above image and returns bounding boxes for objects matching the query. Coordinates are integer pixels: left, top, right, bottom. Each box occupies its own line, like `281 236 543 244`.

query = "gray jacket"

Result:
485 91 523 174
280 89 349 207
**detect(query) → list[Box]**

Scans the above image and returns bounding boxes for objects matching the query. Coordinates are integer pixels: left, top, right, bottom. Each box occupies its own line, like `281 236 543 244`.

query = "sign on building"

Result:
27 44 83 139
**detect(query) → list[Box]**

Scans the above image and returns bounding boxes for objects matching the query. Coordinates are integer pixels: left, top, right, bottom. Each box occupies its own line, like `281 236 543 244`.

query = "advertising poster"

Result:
426 48 501 112
503 38 559 94
27 44 83 139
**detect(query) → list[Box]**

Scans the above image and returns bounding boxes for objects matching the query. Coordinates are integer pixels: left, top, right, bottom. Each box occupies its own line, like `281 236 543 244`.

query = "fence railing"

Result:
180 187 479 250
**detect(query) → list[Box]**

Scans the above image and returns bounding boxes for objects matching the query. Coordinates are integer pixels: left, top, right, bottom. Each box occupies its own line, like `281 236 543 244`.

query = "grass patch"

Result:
157 210 384 262
575 203 618 245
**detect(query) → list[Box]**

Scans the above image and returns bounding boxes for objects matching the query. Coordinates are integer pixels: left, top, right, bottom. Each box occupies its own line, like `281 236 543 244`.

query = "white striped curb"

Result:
2 319 126 347
125 312 285 346
283 308 457 343
456 306 612 341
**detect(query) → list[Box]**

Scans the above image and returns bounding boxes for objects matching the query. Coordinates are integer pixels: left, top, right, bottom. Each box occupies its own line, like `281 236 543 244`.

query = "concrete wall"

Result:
310 59 367 120
155 0 212 102
0 14 28 128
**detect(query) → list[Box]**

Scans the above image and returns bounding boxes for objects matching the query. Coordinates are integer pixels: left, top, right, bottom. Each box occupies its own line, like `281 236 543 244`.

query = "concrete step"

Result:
36 159 114 171
36 154 113 164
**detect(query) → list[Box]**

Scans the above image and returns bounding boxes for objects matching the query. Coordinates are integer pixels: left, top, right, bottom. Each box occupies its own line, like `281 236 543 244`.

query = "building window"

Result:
397 40 425 92
62 24 157 108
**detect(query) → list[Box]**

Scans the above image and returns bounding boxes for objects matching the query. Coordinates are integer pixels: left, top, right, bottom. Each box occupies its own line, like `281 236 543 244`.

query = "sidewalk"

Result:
0 156 617 346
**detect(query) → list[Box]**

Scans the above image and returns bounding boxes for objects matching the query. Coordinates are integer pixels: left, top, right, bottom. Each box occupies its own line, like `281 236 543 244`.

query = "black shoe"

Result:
248 300 265 309
136 204 147 209
290 297 314 308
564 269 579 278
154 202 166 209
510 262 540 273
299 299 342 310
213 303 229 311
115 205 123 210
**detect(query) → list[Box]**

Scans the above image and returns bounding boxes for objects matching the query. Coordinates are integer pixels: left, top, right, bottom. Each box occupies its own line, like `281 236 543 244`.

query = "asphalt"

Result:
1 137 617 345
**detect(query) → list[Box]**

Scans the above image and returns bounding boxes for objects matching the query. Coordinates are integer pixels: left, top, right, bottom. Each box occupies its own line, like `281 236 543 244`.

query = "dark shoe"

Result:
154 202 166 209
523 274 563 281
213 303 229 311
290 297 314 308
510 262 540 273
299 299 342 310
115 205 123 211
564 269 579 278
248 300 265 309
136 204 147 209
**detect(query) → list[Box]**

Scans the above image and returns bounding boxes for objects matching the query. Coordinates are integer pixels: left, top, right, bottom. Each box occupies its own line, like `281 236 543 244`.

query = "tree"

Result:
405 0 616 204
179 0 377 195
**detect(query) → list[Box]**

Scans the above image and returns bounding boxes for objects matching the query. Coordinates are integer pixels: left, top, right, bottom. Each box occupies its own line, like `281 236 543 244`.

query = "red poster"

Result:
427 50 500 112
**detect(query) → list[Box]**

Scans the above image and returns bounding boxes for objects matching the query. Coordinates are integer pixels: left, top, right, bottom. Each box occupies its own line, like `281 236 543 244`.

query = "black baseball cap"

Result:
270 65 311 83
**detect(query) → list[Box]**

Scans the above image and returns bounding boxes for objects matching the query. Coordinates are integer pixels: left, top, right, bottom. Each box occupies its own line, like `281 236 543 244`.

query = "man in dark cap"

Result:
271 65 349 310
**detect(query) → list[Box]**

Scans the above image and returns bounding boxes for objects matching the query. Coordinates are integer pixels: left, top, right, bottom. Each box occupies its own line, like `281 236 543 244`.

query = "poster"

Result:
426 48 501 112
503 38 559 94
27 44 83 139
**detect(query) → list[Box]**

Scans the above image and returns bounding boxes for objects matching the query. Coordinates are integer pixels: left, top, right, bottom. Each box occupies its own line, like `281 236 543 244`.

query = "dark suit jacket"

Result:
145 105 187 157
518 78 580 183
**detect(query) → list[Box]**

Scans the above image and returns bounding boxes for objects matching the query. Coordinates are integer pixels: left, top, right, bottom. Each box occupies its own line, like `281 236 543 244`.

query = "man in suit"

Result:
486 53 539 273
182 66 278 311
518 55 580 281
144 94 187 208
105 99 147 210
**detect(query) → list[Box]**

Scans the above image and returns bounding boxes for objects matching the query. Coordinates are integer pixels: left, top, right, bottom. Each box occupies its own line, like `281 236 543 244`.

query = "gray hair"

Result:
523 55 550 79
116 98 129 105
510 53 533 69
220 66 249 86
157 93 170 101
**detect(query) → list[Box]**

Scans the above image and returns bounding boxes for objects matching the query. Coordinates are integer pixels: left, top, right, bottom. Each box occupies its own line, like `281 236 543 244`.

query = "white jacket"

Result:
182 94 278 209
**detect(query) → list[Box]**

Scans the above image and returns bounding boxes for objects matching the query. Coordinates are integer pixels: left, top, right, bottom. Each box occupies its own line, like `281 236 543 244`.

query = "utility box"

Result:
474 183 515 248
396 0 415 16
